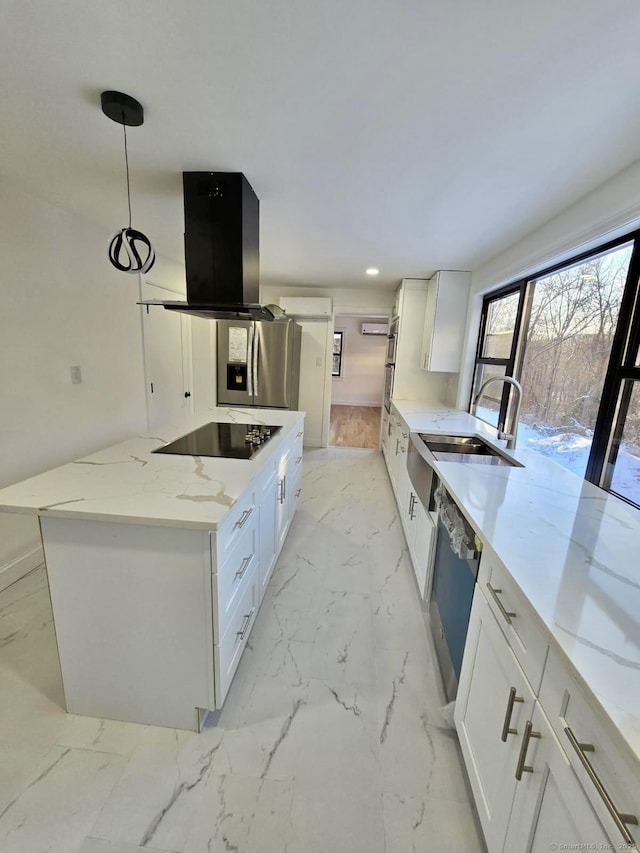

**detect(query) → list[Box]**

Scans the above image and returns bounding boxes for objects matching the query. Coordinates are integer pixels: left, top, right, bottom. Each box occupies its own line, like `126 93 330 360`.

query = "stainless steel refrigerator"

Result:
217 318 302 409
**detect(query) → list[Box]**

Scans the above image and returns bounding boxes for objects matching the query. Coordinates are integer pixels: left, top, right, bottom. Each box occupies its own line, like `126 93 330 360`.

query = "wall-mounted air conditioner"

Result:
361 322 389 336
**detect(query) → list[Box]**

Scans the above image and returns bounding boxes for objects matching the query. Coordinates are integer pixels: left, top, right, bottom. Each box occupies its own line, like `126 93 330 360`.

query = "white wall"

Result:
0 176 174 588
456 158 640 410
261 284 393 317
332 316 387 406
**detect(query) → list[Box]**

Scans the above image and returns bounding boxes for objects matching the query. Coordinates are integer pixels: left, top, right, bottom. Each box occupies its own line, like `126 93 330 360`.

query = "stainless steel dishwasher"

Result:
429 484 480 703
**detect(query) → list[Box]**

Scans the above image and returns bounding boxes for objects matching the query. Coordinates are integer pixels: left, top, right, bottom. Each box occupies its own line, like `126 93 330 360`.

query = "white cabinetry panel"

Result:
420 270 470 373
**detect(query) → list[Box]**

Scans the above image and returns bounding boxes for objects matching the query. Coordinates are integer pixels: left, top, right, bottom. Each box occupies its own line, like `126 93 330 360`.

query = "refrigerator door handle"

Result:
246 324 254 398
252 323 259 398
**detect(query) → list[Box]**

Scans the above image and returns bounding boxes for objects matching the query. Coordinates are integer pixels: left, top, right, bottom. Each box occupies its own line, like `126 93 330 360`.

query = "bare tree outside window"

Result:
517 246 632 477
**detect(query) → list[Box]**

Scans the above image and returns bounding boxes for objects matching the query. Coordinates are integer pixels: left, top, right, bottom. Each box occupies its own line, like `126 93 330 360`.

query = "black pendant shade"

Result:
101 90 155 275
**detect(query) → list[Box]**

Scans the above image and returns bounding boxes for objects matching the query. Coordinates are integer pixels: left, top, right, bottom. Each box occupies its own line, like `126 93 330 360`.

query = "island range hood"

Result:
149 171 275 320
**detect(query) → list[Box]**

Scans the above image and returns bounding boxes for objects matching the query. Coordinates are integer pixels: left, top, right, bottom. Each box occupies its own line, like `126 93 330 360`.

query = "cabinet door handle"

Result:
233 507 254 529
235 555 252 580
501 686 524 742
408 493 415 517
278 478 285 504
236 608 255 640
515 720 541 780
565 726 638 843
487 583 517 624
395 439 399 455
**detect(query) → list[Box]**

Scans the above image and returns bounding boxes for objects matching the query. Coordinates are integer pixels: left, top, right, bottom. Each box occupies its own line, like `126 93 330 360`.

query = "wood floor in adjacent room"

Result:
329 404 382 449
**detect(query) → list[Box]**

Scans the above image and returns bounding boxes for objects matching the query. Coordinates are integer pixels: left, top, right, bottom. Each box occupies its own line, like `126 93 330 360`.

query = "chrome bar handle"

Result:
282 474 286 500
236 608 255 640
515 720 541 780
395 439 399 455
234 507 254 529
408 493 415 518
409 492 417 519
234 555 252 580
278 478 284 504
487 583 517 624
565 726 638 844
501 686 524 742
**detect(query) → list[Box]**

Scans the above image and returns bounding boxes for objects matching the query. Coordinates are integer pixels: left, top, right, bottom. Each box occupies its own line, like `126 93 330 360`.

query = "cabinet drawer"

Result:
214 571 258 707
478 548 549 693
214 509 258 639
539 646 640 849
212 488 257 568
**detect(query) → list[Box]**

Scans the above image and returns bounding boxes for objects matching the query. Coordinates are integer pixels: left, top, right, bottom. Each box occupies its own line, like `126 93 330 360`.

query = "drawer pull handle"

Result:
235 556 252 580
565 726 638 844
501 686 524 742
237 608 255 640
234 507 254 529
515 720 541 781
487 583 516 624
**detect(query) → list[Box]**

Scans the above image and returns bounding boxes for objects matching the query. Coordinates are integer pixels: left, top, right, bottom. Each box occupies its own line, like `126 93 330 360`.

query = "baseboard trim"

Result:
0 544 44 592
331 401 383 408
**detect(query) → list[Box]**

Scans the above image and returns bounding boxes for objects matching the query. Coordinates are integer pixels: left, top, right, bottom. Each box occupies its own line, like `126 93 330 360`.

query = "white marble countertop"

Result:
392 398 640 768
0 407 304 530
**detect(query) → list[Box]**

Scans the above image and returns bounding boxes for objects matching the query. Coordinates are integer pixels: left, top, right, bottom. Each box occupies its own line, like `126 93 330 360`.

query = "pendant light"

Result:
101 90 156 274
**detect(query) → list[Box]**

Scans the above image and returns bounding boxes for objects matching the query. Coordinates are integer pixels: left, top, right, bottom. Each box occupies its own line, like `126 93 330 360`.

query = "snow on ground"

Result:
476 406 640 506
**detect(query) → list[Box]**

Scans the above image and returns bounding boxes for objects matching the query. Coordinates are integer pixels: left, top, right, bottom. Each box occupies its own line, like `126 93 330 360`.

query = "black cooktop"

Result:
153 422 281 460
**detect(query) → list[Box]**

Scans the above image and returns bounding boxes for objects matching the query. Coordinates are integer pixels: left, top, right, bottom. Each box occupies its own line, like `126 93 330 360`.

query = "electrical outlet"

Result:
70 366 82 384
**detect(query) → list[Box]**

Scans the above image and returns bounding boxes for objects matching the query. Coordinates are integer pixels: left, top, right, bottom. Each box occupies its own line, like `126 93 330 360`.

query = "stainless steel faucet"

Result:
470 375 523 450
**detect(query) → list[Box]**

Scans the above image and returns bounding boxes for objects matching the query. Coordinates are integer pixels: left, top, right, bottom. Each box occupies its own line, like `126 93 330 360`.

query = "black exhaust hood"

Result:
146 171 274 320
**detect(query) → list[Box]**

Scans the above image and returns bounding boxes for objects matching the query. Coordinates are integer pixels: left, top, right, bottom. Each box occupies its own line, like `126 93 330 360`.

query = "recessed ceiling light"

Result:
365 268 379 276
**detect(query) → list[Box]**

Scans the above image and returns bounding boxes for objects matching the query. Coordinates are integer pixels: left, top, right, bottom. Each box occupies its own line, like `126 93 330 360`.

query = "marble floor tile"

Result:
383 791 483 852
182 774 293 853
0 745 126 853
286 775 385 853
0 447 484 853
79 839 170 853
90 725 225 850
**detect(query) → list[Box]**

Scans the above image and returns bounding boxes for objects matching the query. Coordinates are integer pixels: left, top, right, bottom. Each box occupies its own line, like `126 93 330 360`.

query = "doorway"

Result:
329 315 388 448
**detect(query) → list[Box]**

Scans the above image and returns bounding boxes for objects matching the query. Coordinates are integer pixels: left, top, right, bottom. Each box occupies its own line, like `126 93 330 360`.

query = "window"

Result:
332 331 344 377
471 232 640 508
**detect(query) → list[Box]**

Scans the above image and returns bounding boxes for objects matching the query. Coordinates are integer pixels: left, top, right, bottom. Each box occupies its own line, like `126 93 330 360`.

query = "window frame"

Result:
332 330 345 378
470 228 640 508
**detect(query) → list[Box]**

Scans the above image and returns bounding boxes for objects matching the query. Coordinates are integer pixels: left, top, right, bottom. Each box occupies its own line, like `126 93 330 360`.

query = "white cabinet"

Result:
40 417 305 731
456 546 639 851
420 270 471 373
382 408 435 600
403 487 435 598
274 429 304 555
504 703 616 853
455 589 537 852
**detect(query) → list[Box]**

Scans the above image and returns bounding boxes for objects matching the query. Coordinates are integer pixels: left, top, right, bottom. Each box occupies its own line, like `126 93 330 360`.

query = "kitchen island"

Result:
387 400 640 851
0 407 305 731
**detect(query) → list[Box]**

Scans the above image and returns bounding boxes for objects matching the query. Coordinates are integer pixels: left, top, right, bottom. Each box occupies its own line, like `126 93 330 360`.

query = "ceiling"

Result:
2 1 640 292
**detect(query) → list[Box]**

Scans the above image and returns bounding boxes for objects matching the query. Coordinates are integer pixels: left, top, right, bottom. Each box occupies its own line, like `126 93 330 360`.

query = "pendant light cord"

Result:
122 114 132 229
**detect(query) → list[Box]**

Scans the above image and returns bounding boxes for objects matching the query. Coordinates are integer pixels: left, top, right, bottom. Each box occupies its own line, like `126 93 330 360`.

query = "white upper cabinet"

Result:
420 270 471 372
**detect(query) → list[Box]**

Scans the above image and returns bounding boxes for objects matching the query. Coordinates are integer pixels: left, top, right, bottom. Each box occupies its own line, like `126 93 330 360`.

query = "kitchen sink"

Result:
418 433 523 467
